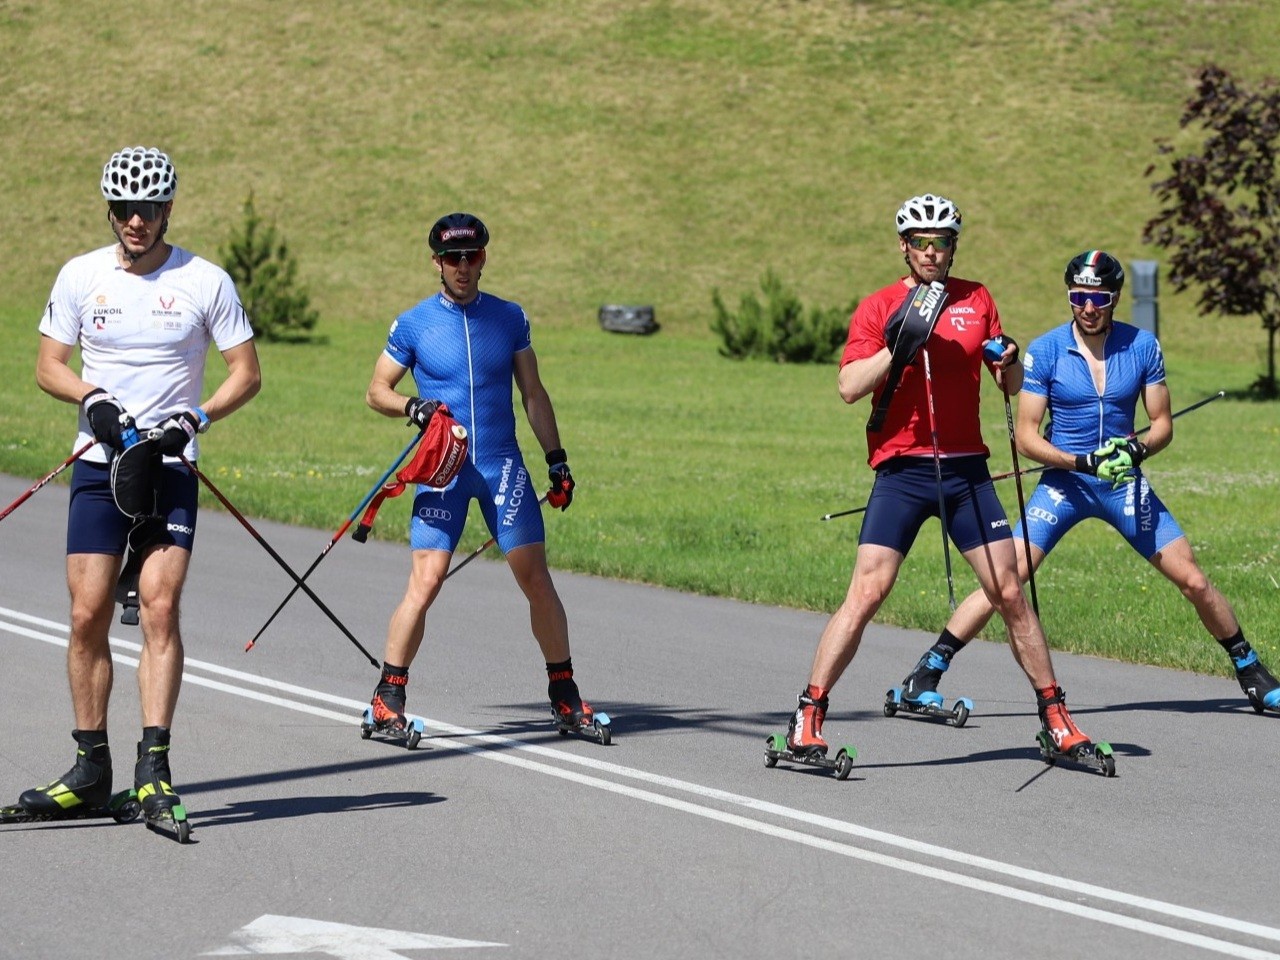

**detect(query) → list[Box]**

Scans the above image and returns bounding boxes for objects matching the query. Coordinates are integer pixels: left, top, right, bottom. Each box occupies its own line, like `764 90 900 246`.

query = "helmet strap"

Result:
108 212 170 263
437 262 482 303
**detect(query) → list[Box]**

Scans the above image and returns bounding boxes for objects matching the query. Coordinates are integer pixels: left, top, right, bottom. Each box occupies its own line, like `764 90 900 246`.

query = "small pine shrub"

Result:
221 193 320 343
711 270 853 363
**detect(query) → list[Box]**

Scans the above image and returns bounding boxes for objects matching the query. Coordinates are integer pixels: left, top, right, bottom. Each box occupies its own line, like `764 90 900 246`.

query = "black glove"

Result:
546 448 574 511
405 397 441 430
1074 439 1120 476
156 411 203 456
1107 437 1148 468
81 388 130 450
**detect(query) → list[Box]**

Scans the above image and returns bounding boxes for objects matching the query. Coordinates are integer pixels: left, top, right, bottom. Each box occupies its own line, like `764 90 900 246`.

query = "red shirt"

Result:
841 276 1002 468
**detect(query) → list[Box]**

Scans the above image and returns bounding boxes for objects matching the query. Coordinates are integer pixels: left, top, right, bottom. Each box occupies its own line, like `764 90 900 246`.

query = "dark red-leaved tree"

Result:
1144 64 1280 398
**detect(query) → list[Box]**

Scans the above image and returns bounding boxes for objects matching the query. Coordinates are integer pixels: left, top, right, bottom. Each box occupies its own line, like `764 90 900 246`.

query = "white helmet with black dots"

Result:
100 146 177 202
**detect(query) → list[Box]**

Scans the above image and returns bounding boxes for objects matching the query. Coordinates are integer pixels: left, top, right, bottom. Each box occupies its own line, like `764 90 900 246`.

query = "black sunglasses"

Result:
904 234 955 251
108 200 165 222
438 249 483 266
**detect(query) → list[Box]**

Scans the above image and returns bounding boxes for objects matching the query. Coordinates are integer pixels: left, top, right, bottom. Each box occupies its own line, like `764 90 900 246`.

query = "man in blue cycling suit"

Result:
364 212 602 735
896 250 1280 716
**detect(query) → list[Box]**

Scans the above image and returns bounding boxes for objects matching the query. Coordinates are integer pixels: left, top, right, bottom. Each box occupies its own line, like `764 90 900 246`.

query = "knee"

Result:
846 577 889 618
988 581 1028 618
140 592 180 631
520 568 559 606
406 568 445 607
69 599 113 642
1179 570 1211 604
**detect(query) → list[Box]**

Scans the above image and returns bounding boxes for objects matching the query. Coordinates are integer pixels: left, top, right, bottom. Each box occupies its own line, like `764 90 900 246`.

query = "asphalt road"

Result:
1 472 1277 960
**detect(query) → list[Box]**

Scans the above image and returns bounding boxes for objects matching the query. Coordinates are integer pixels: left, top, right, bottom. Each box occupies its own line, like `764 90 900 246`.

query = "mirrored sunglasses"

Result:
108 200 165 222
904 234 955 251
1068 290 1117 310
439 249 483 266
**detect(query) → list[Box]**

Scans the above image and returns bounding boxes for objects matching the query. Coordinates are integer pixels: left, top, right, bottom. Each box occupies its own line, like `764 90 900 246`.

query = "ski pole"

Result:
443 494 550 581
987 389 1226 482
990 343 1040 617
0 440 97 524
180 456 380 668
245 431 424 652
823 390 1227 519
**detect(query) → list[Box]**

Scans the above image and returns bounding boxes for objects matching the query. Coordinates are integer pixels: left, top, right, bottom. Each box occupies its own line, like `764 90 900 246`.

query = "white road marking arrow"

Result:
203 915 505 959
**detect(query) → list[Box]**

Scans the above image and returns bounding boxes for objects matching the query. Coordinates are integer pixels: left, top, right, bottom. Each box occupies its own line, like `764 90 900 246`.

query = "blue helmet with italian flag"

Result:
1065 250 1124 291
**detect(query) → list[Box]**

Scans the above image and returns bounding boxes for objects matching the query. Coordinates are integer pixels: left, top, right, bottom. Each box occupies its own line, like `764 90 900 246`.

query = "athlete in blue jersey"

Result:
363 213 602 734
898 251 1280 715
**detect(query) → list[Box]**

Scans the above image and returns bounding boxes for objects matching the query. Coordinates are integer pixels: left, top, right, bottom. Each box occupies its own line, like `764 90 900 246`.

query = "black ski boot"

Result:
884 649 973 726
2 730 141 827
17 730 113 815
360 665 425 748
370 667 409 732
1230 643 1280 714
134 727 191 842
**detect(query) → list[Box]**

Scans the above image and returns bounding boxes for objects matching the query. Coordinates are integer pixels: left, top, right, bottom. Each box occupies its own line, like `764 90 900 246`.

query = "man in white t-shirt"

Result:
11 146 260 839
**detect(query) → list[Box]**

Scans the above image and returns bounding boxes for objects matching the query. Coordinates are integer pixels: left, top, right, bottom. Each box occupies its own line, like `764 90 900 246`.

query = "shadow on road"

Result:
191 790 444 829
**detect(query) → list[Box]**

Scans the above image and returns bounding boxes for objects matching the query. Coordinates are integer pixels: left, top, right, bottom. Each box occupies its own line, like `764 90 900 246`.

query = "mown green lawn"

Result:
1 0 1276 678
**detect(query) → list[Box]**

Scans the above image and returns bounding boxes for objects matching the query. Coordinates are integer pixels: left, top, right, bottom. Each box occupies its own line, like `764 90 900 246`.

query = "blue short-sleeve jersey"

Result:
1021 320 1166 455
384 291 532 462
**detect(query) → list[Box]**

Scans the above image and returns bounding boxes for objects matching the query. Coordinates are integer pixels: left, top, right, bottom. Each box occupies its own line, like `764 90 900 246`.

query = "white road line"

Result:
2 606 1277 959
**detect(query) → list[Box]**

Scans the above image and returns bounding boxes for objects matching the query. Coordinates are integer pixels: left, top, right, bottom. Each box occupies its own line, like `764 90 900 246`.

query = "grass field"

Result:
1 1 1277 680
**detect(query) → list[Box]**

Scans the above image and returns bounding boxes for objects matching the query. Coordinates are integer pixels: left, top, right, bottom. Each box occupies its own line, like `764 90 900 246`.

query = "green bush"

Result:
710 270 853 363
221 193 320 343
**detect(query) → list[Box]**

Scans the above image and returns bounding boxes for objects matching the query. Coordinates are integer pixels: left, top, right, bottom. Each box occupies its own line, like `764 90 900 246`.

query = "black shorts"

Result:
859 455 1012 554
66 459 199 555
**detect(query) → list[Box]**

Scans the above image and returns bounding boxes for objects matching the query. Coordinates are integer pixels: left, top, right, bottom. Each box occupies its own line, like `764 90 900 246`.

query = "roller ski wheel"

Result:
763 734 857 780
553 709 611 746
359 707 425 749
0 788 142 827
1035 730 1116 778
883 687 973 728
144 804 192 844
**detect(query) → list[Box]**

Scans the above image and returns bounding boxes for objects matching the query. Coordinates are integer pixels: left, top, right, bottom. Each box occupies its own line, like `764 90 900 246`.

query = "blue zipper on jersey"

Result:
461 303 477 463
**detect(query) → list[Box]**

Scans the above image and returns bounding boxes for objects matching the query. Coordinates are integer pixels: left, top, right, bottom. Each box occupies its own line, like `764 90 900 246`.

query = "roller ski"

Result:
764 687 857 780
551 701 611 745
1034 686 1115 778
359 707 426 749
135 728 192 842
883 651 972 727
1 730 142 827
548 667 610 745
1230 643 1280 715
360 668 425 749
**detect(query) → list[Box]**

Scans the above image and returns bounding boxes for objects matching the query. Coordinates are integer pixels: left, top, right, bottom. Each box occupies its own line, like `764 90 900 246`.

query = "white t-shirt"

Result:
39 244 254 463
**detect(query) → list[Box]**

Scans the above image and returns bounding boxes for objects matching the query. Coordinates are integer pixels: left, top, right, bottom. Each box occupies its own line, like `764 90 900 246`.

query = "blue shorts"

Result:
66 459 199 555
1017 469 1185 560
409 452 545 553
860 456 1012 554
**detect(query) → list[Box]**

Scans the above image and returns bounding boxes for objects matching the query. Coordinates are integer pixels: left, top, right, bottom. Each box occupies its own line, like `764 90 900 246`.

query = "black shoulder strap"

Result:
866 283 950 433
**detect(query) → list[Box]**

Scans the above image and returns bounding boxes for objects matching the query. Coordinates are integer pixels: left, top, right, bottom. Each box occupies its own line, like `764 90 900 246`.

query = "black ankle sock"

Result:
546 658 573 682
1217 629 1246 657
381 663 408 681
932 629 968 662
